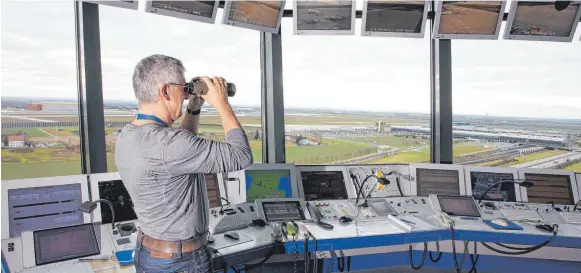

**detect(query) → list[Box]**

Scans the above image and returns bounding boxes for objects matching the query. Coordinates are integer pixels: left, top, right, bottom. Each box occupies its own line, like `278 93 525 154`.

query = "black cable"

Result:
573 199 581 211
450 224 469 273
241 243 277 271
347 256 351 272
481 224 558 256
230 266 241 273
468 241 480 273
429 241 442 263
495 243 539 250
304 235 310 273
395 172 404 197
355 175 378 205
337 257 344 272
408 242 428 270
313 235 318 273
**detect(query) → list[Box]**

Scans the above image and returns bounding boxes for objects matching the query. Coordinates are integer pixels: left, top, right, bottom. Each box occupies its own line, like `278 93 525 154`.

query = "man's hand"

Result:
200 76 229 110
187 94 205 111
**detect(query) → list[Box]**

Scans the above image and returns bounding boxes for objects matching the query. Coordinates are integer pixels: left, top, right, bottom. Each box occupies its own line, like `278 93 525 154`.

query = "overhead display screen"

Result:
416 168 460 196
471 172 517 202
435 1 504 39
363 1 428 37
223 1 285 33
524 173 574 205
98 180 137 224
8 184 84 237
295 0 355 34
301 171 348 201
147 1 218 23
246 170 292 202
506 1 581 42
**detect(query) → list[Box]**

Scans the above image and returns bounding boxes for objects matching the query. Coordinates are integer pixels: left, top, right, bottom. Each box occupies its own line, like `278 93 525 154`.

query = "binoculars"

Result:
185 77 236 97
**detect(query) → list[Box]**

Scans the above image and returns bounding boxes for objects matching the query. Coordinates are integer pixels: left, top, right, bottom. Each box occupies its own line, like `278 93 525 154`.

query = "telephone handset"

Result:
434 212 454 227
281 221 300 238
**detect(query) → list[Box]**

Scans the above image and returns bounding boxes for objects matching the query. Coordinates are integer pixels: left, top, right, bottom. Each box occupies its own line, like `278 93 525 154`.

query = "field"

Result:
2 128 49 137
363 144 493 164
564 162 581 172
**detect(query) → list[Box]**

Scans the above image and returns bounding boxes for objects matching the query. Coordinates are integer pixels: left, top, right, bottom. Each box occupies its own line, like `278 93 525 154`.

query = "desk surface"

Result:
90 258 134 273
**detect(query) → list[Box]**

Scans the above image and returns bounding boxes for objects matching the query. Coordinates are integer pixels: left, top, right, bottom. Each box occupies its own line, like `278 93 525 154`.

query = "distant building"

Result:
7 135 27 148
39 102 78 112
24 103 43 111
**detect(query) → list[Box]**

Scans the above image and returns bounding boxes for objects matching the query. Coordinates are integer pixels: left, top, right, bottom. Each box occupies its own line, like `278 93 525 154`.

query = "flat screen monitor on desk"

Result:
518 168 579 205
255 198 309 223
436 195 481 218
409 163 465 197
297 165 354 200
464 166 521 202
241 164 299 202
2 175 91 239
89 173 137 224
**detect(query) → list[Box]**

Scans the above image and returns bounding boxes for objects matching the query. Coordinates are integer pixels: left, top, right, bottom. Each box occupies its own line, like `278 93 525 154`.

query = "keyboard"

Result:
560 212 581 224
208 206 253 235
500 209 543 222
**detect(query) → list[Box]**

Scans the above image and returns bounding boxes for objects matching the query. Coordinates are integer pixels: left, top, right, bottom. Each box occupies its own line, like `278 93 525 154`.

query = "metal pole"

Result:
75 1 108 173
260 30 286 164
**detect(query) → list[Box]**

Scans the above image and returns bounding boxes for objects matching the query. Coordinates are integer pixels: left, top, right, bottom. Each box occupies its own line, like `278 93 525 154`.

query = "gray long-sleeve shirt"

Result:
114 124 253 241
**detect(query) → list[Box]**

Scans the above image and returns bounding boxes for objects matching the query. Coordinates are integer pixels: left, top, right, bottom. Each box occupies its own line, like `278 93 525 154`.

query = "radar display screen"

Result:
471 172 516 202
437 195 481 217
33 223 100 265
509 1 580 38
225 1 284 31
296 0 354 32
8 184 84 237
524 173 574 205
98 180 137 224
301 171 348 201
261 201 305 222
364 1 426 34
246 170 292 202
150 1 216 18
438 1 503 35
417 168 460 196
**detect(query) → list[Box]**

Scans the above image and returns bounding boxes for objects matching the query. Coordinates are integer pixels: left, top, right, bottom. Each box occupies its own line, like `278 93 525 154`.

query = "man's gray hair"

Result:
132 54 186 104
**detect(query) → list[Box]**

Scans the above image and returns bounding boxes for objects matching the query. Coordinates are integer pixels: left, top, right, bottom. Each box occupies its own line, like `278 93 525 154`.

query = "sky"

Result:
1 0 580 119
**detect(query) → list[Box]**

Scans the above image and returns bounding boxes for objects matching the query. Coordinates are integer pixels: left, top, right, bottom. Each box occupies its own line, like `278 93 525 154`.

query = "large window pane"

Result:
453 20 581 171
98 5 263 171
1 1 81 179
281 19 431 165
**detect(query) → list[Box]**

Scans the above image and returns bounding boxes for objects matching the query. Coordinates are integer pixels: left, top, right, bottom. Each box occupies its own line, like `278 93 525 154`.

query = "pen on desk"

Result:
400 218 416 225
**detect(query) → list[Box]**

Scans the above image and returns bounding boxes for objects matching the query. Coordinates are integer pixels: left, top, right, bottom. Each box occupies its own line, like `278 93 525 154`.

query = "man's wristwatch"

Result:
186 108 201 115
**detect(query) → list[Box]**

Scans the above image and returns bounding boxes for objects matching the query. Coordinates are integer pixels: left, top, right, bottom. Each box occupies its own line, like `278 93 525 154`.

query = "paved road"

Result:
512 152 581 168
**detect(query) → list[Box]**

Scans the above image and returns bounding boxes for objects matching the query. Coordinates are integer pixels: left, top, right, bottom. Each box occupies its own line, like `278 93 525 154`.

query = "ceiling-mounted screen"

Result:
294 0 356 35
83 0 138 10
361 0 430 38
433 1 506 39
504 1 581 42
145 1 219 24
222 1 286 33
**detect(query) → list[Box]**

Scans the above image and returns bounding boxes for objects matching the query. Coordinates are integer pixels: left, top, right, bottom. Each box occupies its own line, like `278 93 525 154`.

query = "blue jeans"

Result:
134 234 213 273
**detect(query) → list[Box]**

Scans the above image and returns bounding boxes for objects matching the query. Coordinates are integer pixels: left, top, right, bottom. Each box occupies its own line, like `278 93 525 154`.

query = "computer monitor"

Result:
347 164 410 197
296 166 354 201
294 0 356 35
505 1 581 42
518 168 579 205
241 164 299 202
89 173 137 224
464 166 521 202
145 1 219 24
82 0 138 10
434 195 482 217
222 1 286 33
1 175 91 239
361 0 430 38
433 0 506 40
409 163 466 196
255 198 309 223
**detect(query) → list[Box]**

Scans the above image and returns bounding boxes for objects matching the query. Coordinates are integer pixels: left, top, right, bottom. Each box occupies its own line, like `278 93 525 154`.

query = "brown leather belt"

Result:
138 231 208 259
